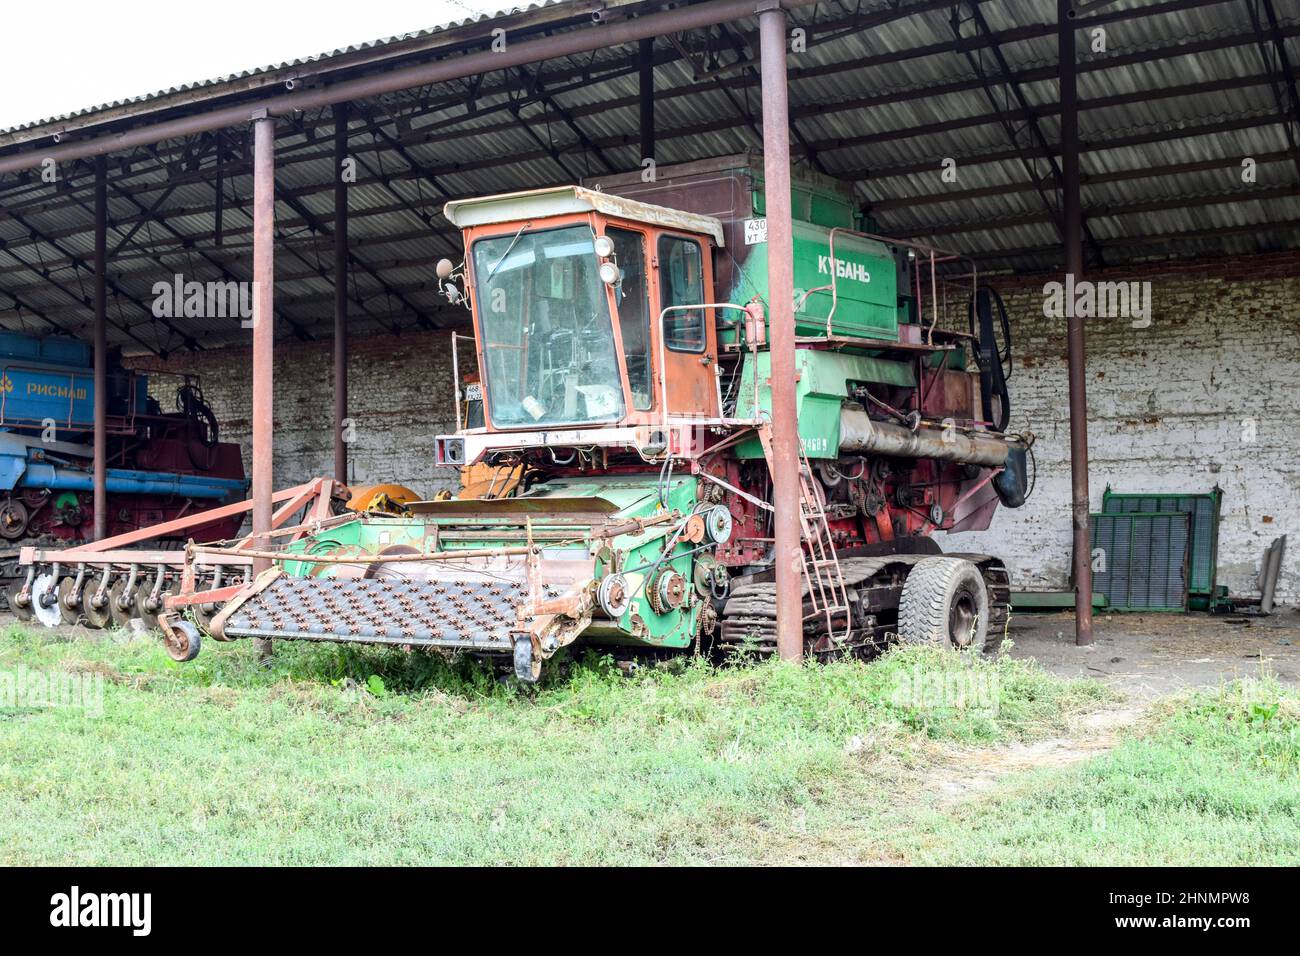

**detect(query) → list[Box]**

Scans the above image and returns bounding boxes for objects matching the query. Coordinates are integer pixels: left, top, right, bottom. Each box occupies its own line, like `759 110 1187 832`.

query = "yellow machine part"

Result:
458 462 524 500
346 483 421 513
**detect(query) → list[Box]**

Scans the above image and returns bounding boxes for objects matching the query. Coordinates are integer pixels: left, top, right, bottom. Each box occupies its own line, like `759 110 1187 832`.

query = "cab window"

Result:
658 235 705 353
606 227 653 410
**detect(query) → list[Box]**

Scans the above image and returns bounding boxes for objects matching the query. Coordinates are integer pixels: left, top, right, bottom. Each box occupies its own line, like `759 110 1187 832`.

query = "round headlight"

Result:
593 235 615 258
599 261 620 285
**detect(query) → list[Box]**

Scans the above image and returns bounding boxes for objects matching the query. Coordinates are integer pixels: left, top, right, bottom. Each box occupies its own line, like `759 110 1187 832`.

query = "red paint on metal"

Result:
1059 0 1094 645
252 114 276 656
93 156 108 541
758 2 803 663
333 102 349 484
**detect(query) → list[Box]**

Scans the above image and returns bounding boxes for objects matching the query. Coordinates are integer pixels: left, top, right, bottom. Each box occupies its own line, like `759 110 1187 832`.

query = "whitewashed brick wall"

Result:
128 329 466 499
940 252 1299 606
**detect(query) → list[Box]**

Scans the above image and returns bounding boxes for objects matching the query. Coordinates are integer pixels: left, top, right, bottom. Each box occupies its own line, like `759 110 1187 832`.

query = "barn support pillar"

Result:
251 112 276 659
758 0 802 663
1059 1 1094 645
333 102 349 485
92 157 108 541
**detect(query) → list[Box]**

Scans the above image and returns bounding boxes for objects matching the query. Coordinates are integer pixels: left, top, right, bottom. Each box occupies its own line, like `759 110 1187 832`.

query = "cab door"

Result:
652 231 719 419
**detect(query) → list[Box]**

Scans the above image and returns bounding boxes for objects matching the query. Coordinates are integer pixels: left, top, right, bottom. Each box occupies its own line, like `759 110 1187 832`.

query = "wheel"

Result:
898 556 990 651
165 619 201 662
31 571 62 629
7 577 33 622
81 582 113 629
107 579 135 629
0 499 28 539
513 637 541 683
56 577 84 626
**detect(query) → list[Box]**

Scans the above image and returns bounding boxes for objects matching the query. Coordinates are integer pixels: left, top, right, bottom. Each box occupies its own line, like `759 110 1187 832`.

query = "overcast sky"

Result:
0 0 505 131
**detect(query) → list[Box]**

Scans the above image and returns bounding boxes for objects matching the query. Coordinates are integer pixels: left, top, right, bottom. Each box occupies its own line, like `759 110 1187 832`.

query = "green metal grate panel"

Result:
1102 487 1222 595
1091 511 1191 612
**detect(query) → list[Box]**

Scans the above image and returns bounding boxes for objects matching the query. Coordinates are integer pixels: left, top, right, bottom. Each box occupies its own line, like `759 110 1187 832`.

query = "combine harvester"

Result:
17 155 1033 680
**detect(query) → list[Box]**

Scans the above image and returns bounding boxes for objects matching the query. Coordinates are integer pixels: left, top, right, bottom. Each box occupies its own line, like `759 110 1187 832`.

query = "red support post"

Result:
252 112 276 658
333 102 350 484
1060 0 1094 644
758 1 803 663
93 156 108 541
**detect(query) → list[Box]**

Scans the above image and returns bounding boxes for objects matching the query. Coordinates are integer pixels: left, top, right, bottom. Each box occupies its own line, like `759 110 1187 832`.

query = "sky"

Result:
0 0 507 131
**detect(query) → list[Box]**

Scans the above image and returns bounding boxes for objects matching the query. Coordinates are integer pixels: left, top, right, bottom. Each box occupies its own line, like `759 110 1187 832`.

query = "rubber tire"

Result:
167 620 202 662
898 556 990 651
513 638 540 683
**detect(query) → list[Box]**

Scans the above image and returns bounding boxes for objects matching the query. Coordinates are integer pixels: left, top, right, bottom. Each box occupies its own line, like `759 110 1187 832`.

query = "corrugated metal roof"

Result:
0 2 569 138
1 0 1298 354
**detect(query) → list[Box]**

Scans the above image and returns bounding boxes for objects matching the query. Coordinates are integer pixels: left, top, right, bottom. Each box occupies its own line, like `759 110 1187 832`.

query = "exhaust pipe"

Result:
838 407 1024 468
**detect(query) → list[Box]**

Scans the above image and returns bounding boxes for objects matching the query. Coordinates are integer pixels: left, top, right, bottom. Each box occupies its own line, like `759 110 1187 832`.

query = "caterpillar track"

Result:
719 553 1010 658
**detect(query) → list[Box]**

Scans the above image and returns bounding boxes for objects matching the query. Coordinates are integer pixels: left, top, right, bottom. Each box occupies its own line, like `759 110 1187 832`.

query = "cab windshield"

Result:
472 225 625 427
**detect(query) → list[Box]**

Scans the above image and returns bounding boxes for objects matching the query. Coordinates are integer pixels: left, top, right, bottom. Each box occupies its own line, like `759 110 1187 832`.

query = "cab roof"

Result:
443 185 725 246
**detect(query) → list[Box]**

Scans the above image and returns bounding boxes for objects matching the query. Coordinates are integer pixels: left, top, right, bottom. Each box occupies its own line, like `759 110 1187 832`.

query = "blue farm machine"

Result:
18 155 1032 677
1 329 250 627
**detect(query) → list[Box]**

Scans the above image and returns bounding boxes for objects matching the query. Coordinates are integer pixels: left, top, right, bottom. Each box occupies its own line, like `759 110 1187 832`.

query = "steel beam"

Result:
758 1 801 663
333 103 349 484
1060 0 1093 646
93 156 108 541
639 38 655 162
0 0 821 178
251 114 275 659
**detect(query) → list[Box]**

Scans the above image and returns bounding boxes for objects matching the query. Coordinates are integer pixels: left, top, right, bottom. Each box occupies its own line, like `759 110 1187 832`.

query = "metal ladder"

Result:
758 425 852 646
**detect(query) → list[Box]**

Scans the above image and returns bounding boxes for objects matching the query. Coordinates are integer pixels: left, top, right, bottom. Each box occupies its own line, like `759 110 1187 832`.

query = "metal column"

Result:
93 157 108 541
1059 1 1093 645
758 1 802 662
639 38 655 163
251 113 276 658
333 102 349 484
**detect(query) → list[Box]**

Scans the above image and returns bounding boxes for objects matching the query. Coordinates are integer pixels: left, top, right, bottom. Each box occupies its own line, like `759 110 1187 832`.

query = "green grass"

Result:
0 624 1295 865
894 681 1300 865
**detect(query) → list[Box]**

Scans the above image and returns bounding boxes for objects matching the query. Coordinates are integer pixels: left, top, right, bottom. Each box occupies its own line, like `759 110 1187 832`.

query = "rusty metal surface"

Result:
92 156 107 542
405 496 620 517
1059 0 1094 646
758 3 803 663
223 575 529 649
333 102 350 484
251 114 276 635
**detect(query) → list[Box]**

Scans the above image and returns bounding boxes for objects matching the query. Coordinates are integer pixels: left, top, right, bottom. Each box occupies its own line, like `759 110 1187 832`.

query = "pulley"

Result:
597 573 630 618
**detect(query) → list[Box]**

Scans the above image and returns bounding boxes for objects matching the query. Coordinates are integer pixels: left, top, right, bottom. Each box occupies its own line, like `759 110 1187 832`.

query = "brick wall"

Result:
939 250 1299 605
128 249 1298 605
126 328 467 499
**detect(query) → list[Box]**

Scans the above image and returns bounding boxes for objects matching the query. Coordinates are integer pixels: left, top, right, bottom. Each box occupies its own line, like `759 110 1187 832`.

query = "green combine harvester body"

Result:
11 154 1028 678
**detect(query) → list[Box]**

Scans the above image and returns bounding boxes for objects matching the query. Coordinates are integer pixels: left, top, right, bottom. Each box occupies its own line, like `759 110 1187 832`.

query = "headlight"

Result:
440 438 465 465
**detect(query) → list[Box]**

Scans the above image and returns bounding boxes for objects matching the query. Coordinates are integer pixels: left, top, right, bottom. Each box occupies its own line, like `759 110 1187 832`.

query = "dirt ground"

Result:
1004 607 1300 699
